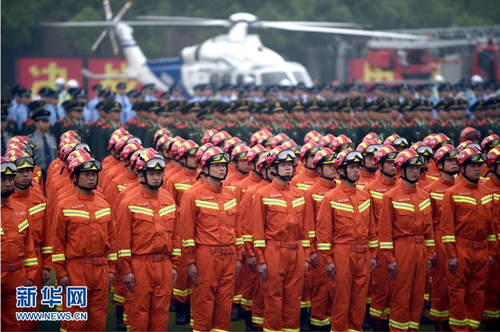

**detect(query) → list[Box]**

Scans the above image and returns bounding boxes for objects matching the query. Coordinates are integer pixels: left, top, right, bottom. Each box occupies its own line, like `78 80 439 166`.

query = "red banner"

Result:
87 59 140 98
16 58 83 95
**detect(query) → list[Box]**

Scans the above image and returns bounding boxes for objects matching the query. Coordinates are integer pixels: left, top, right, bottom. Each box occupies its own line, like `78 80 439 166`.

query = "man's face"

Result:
21 96 31 105
404 165 420 182
72 109 84 121
1 120 7 131
271 111 285 123
462 163 483 182
185 155 197 169
277 161 294 178
14 167 33 187
118 88 126 95
339 110 350 122
403 110 414 122
208 163 228 179
142 169 164 187
345 163 360 181
319 163 336 179
307 110 320 122
236 160 252 173
158 114 173 128
304 155 315 169
382 160 397 176
442 158 458 173
108 111 121 123
1 175 15 197
77 170 98 189
364 154 376 169
35 119 50 132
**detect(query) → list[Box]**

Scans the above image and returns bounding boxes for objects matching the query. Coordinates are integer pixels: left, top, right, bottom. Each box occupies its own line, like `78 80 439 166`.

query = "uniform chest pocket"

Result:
394 206 416 227
455 201 477 222
132 212 155 234
335 208 354 220
159 204 176 232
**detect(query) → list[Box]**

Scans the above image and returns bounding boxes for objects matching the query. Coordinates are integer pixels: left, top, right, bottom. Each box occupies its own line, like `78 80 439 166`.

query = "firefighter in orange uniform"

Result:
233 144 266 203
441 147 496 331
378 149 435 331
166 139 199 325
424 144 459 331
9 150 52 331
52 154 116 331
411 142 437 189
253 147 310 332
355 139 381 189
117 148 181 331
182 146 243 332
239 149 274 330
363 146 399 331
483 146 500 330
1 157 38 331
304 148 337 329
225 143 250 191
316 149 377 332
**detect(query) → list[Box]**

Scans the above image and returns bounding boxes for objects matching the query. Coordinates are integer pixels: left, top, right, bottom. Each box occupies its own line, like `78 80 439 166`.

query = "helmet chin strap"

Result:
319 166 335 181
461 164 479 184
14 179 33 191
183 157 197 170
207 164 228 181
73 172 98 191
139 171 163 190
271 165 293 182
338 166 357 184
1 189 15 198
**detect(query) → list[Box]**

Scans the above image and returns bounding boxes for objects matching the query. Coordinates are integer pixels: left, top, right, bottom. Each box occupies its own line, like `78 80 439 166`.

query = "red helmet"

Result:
384 134 409 149
246 144 267 165
460 127 481 144
121 142 143 163
129 148 146 172
299 141 322 161
196 143 214 165
113 134 133 154
134 148 166 173
331 135 354 153
223 137 243 153
60 130 81 142
201 129 218 145
5 149 35 170
153 128 171 148
374 146 398 165
112 128 129 137
303 130 322 144
231 144 250 161
312 148 336 169
363 132 382 144
66 149 91 167
423 134 438 150
263 146 296 168
155 135 173 151
67 154 101 178
281 140 300 155
457 140 471 152
59 143 78 161
457 147 487 166
199 146 230 170
107 130 129 151
334 149 364 170
356 140 381 156
59 137 79 150
211 131 231 147
256 149 275 172
481 134 500 152
271 133 289 148
411 142 433 158
1 156 17 176
394 149 425 171
177 140 199 159
319 134 336 148
486 146 500 166
169 138 186 160
250 130 266 147
434 144 459 165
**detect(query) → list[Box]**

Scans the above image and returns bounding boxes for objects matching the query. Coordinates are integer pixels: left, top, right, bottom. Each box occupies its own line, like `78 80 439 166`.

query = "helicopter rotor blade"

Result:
109 29 119 55
103 0 113 21
41 20 231 27
136 15 216 21
258 22 425 40
113 1 132 22
91 29 109 52
261 21 362 28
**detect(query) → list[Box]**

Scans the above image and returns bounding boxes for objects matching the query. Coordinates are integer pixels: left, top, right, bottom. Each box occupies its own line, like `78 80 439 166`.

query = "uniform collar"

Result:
461 180 478 189
13 190 30 198
251 172 262 183
203 180 223 193
439 176 455 186
272 179 290 191
491 176 500 187
304 168 318 177
400 182 417 194
320 177 336 189
76 191 95 201
182 168 197 176
340 182 357 194
380 176 396 186
361 169 377 178
141 187 159 198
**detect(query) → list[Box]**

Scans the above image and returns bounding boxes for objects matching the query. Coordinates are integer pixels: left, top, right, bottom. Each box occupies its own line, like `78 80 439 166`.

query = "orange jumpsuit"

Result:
357 169 378 189
290 168 318 310
363 176 398 321
116 187 181 331
441 180 495 331
234 172 262 203
427 162 441 178
417 173 436 189
166 168 198 304
483 177 500 322
316 183 377 332
304 178 336 328
108 170 137 209
182 181 243 332
253 180 310 331
240 180 268 327
53 192 117 331
379 184 435 331
225 171 248 191
12 189 51 331
1 199 38 331
424 177 455 322
100 156 121 186
102 163 127 196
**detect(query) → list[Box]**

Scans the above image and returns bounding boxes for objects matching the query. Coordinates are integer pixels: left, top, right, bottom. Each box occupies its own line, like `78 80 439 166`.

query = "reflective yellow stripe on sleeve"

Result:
170 249 182 256
481 194 493 205
29 203 47 215
117 250 131 257
63 210 90 218
18 219 29 233
370 191 384 199
331 201 354 213
452 195 477 205
312 194 324 202
224 199 237 211
358 199 371 213
52 254 66 262
159 204 176 217
235 238 244 245
174 183 192 190
107 253 117 261
292 197 305 208
487 234 497 242
442 235 456 243
253 240 266 248
128 206 154 217
95 208 111 219
262 198 287 207
425 239 435 247
41 246 52 254
183 239 195 247
317 243 331 250
368 240 378 248
309 231 316 238
23 258 38 266
430 192 444 200
301 240 310 247
195 200 220 210
419 198 431 211
392 201 415 212
380 242 394 249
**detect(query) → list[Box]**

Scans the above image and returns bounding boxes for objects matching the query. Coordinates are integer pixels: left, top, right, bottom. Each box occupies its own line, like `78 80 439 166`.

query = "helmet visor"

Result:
81 160 102 172
364 144 382 155
445 149 459 159
469 153 487 164
322 153 336 164
210 153 230 164
145 158 166 170
385 152 398 161
339 142 355 151
14 156 35 169
344 151 364 164
393 137 409 147
416 145 433 157
407 156 426 166
276 150 296 163
1 162 17 175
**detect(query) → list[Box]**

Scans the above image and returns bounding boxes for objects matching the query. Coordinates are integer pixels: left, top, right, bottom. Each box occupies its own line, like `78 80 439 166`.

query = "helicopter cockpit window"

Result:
262 72 289 85
210 74 219 89
222 74 231 86
477 49 494 79
237 74 244 85
293 72 305 83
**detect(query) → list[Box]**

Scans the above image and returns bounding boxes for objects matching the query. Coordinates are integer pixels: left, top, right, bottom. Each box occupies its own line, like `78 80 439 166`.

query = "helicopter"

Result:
41 0 424 95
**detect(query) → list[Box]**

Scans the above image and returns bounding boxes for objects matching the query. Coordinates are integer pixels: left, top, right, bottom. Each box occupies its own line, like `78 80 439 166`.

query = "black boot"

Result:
231 303 242 321
243 310 257 331
115 305 127 331
300 308 311 331
485 319 500 331
175 300 188 325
